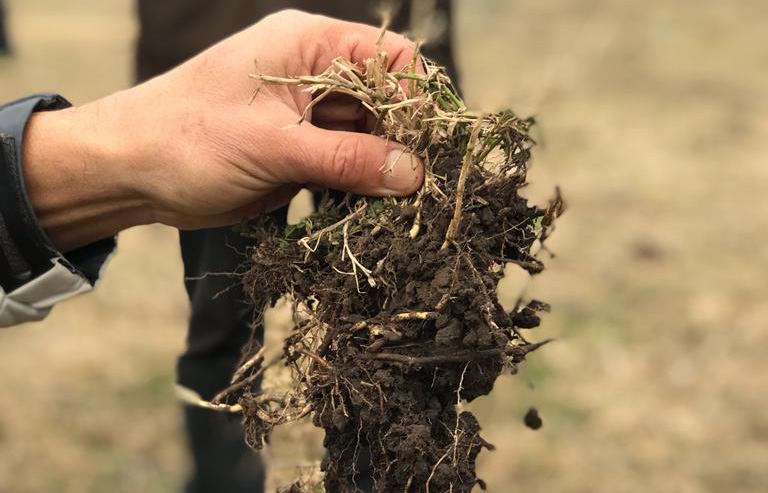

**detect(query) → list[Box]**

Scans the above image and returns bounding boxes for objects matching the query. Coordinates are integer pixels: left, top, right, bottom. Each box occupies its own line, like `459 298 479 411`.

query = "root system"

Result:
212 37 564 492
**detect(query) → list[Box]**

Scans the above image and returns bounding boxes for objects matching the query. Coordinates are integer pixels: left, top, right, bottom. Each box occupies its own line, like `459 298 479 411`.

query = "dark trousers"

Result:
135 2 457 492
0 0 10 55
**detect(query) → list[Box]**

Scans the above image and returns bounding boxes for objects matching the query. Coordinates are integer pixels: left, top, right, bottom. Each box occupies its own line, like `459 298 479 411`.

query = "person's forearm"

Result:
22 105 153 252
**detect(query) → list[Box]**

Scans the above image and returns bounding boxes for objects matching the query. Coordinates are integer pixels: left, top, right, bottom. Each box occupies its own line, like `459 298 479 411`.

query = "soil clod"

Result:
216 40 563 492
524 407 543 430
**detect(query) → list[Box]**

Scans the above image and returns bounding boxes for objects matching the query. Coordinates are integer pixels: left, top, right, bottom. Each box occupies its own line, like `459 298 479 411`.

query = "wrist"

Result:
23 105 155 252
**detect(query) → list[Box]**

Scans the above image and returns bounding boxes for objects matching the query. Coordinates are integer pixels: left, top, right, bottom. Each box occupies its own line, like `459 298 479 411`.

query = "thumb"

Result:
291 126 424 196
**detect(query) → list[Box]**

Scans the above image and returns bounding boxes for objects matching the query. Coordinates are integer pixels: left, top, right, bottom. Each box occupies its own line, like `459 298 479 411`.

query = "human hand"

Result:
23 10 423 251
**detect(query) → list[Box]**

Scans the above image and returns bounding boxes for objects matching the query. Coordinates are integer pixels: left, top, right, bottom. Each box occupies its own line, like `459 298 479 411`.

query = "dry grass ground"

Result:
1 0 767 492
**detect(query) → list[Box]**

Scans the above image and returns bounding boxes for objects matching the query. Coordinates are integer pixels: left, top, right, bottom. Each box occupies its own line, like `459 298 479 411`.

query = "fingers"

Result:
289 125 424 197
316 17 426 99
344 26 418 72
307 15 420 75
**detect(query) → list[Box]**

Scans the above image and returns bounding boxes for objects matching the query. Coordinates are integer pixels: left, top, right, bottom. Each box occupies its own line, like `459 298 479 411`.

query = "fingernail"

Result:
376 149 424 196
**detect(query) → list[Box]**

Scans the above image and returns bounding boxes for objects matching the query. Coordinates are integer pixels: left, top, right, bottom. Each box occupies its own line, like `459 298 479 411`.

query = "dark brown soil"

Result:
234 116 563 492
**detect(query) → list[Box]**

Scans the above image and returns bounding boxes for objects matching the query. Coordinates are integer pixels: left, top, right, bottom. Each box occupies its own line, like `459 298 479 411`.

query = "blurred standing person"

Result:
0 0 10 55
135 1 458 492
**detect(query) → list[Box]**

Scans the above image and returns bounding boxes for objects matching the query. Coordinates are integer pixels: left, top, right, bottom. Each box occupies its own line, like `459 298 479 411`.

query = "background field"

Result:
1 0 767 492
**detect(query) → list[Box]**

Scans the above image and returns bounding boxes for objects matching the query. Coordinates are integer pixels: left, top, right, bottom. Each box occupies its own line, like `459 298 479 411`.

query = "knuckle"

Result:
341 31 364 60
329 137 366 189
267 9 305 21
386 34 417 69
263 9 316 33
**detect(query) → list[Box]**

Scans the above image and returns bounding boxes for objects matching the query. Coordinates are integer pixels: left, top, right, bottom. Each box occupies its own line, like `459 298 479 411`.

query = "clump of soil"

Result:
213 43 563 492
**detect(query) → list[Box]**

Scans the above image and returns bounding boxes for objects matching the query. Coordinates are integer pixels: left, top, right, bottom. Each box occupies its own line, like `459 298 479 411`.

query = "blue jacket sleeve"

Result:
0 94 116 327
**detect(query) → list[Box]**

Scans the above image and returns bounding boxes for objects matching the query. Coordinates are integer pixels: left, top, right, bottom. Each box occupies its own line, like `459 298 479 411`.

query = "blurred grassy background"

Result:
1 0 767 492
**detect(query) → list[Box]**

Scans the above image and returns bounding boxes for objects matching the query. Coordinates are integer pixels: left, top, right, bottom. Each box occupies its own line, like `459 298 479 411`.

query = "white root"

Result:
175 385 243 413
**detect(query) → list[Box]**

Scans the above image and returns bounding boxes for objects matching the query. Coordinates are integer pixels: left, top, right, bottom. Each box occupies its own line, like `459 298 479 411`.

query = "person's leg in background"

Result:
134 1 457 492
175 226 271 493
0 0 11 56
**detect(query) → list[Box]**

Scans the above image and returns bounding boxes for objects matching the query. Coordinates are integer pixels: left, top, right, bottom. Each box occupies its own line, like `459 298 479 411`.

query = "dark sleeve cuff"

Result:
0 94 116 292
